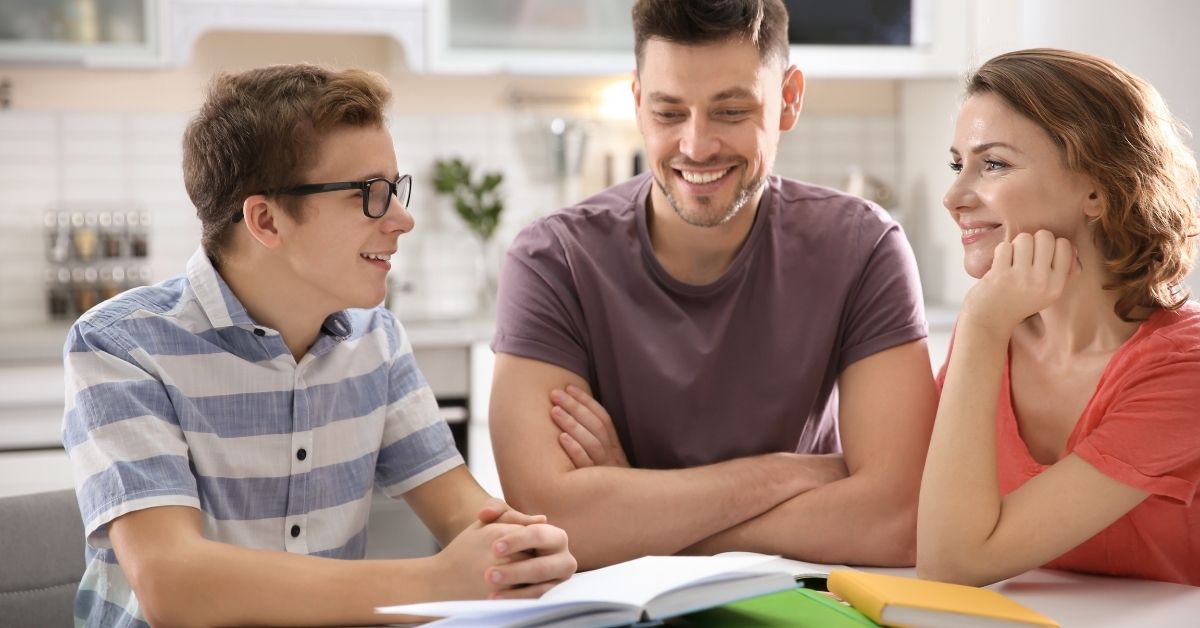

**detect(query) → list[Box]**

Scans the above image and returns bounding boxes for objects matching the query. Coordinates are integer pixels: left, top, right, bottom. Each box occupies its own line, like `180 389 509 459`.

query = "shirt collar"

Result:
186 248 354 340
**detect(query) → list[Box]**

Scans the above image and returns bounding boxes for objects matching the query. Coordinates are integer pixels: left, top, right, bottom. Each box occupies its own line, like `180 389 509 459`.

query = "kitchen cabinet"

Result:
425 0 972 78
0 0 426 68
163 0 425 67
0 0 160 67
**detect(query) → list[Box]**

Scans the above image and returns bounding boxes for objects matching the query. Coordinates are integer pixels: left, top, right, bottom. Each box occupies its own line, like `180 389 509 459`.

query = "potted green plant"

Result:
432 157 506 312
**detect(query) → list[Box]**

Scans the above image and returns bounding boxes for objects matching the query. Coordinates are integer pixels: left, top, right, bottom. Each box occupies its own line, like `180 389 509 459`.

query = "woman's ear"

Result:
1083 187 1103 220
240 194 283 250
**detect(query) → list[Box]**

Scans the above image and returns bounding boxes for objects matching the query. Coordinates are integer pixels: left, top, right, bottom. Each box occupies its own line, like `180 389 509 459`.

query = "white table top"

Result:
757 556 1200 627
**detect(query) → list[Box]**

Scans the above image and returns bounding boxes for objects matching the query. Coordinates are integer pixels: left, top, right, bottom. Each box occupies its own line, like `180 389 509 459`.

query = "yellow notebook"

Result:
827 570 1059 628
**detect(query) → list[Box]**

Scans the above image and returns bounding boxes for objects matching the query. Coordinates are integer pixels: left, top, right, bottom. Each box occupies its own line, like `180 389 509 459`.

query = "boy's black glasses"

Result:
232 174 412 223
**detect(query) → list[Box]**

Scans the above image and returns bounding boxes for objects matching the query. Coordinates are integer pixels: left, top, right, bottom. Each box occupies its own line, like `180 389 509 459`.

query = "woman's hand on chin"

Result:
961 229 1079 335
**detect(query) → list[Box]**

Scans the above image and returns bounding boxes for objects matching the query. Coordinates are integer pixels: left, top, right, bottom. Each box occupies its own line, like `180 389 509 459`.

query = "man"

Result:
490 0 936 570
63 65 575 627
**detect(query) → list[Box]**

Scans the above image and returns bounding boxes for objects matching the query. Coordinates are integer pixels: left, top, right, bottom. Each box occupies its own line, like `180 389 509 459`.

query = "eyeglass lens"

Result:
366 177 411 218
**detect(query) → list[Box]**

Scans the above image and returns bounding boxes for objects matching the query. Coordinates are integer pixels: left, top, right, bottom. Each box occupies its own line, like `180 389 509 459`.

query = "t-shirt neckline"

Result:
634 174 774 298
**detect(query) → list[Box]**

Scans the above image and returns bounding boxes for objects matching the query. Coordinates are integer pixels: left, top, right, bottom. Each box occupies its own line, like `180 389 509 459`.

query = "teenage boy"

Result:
489 0 937 569
63 64 575 627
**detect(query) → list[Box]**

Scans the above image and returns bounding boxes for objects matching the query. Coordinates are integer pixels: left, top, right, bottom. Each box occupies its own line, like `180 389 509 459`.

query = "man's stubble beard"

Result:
653 172 768 228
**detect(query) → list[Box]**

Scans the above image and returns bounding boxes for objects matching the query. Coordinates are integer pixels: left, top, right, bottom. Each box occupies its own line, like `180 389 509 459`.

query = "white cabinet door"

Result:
0 0 160 67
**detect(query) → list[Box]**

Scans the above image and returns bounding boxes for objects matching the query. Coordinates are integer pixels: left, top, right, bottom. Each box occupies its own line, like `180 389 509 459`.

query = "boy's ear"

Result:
239 195 284 249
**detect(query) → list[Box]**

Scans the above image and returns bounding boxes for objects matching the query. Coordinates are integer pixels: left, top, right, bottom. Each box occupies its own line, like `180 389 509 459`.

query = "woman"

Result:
918 48 1200 587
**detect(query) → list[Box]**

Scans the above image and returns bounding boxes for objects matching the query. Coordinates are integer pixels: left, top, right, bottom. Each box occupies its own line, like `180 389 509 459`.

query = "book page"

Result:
377 553 784 621
540 554 783 607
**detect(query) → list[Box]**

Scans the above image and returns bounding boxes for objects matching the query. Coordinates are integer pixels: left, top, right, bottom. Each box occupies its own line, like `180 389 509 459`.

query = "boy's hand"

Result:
438 502 576 600
476 498 547 526
485 522 576 599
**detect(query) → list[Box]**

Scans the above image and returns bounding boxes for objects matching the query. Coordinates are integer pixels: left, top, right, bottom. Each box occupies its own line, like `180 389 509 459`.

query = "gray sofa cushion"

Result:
0 489 85 628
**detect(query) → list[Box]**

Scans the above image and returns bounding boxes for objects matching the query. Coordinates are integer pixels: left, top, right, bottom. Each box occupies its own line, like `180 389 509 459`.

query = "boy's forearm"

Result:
129 537 441 627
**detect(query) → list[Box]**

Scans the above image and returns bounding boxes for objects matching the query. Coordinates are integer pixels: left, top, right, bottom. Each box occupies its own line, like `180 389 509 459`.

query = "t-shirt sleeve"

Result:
1072 343 1200 505
62 321 199 547
375 314 463 497
837 216 928 372
491 219 591 379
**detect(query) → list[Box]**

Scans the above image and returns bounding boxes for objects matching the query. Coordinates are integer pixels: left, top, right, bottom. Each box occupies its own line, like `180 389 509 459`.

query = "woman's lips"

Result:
960 224 1001 245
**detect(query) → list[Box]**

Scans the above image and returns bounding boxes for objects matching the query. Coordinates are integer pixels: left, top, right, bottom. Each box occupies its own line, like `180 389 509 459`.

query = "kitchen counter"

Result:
0 317 497 452
0 317 496 363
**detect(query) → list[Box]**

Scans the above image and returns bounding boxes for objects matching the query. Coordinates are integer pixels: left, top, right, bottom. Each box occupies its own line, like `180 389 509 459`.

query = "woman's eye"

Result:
983 159 1009 171
948 161 963 174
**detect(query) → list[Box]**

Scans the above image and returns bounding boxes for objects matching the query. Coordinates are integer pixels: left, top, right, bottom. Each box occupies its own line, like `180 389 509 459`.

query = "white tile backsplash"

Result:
0 109 901 329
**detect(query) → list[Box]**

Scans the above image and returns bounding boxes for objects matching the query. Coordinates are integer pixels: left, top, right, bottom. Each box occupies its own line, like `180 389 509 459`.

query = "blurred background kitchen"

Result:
2 0 1198 556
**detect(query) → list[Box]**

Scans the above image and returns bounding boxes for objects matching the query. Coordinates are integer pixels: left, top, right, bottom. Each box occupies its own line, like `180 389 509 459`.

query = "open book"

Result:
378 553 808 627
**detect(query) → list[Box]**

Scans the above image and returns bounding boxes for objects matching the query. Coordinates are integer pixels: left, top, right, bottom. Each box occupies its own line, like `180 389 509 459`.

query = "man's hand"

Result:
435 518 576 600
961 230 1079 335
550 385 630 469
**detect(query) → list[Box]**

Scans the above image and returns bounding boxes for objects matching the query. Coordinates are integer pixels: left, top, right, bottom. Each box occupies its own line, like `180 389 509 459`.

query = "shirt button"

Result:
253 328 266 337
296 448 307 461
290 524 300 538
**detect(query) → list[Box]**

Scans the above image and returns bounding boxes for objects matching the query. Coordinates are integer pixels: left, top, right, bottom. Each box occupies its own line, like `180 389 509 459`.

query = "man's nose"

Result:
679 116 720 163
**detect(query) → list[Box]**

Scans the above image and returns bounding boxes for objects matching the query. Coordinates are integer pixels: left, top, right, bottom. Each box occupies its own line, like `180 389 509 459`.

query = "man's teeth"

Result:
361 253 390 261
961 226 998 237
680 168 731 184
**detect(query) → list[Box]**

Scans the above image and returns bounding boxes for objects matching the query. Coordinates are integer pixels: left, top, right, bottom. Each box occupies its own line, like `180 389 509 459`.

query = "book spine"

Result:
827 571 888 625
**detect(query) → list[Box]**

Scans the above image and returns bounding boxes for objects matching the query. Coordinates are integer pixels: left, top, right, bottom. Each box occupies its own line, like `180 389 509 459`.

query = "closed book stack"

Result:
827 570 1059 628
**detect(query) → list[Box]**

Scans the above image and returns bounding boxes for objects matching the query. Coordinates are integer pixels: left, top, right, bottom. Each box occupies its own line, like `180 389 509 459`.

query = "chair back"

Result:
0 489 85 628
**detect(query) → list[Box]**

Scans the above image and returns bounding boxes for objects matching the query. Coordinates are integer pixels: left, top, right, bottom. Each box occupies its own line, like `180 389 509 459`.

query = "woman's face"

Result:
943 92 1100 278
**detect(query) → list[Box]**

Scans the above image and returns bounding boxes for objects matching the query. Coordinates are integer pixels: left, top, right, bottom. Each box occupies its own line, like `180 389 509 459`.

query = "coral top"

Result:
938 303 1200 585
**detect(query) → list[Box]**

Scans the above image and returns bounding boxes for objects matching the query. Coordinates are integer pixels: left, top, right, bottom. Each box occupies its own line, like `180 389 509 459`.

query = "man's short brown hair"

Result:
632 0 790 70
182 64 391 263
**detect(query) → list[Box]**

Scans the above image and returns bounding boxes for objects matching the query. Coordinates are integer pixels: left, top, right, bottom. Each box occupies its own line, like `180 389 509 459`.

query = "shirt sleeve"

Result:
837 214 929 373
491 219 592 379
1073 342 1200 505
62 321 199 547
375 314 464 497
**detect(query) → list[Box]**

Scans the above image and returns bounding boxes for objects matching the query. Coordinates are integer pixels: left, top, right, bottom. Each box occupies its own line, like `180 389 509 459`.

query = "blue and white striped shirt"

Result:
62 249 463 627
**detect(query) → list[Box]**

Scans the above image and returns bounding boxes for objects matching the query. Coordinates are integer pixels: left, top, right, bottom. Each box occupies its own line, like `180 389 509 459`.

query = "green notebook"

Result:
675 587 880 627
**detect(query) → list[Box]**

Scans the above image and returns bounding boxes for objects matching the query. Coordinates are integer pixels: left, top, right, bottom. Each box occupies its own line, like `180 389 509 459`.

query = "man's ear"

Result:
632 72 643 134
239 194 284 250
780 65 805 132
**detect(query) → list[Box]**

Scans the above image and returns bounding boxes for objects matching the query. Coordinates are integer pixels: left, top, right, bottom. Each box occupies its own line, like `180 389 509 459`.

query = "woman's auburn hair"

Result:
968 48 1200 321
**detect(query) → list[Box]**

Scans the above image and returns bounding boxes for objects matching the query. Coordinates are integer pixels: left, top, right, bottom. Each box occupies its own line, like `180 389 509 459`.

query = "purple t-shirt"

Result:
493 173 926 469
